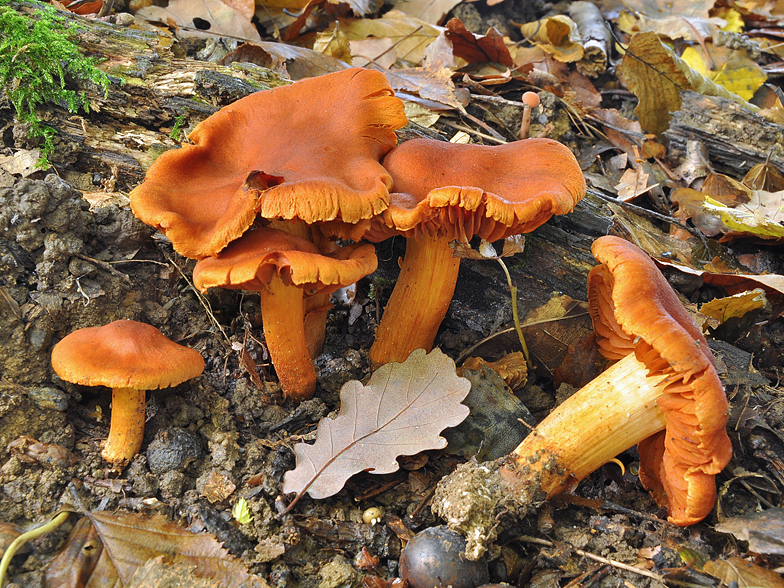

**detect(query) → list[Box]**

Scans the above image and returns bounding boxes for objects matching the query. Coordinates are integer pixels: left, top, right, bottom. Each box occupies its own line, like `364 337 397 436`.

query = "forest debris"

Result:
700 289 767 341
517 16 583 63
445 19 514 67
282 349 470 502
665 91 784 178
704 556 784 588
445 365 533 460
389 0 462 26
619 32 758 136
715 508 784 556
680 43 766 101
702 190 784 240
567 2 609 77
136 0 262 42
44 512 265 587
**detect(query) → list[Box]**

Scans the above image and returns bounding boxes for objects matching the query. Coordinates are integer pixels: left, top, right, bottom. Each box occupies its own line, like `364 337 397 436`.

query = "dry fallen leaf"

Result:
136 0 262 41
715 508 784 556
282 348 470 500
45 512 266 588
619 32 758 136
704 556 784 588
703 190 784 240
445 18 513 67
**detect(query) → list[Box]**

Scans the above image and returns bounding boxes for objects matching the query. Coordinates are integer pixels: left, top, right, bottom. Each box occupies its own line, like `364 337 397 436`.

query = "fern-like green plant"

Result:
0 0 110 166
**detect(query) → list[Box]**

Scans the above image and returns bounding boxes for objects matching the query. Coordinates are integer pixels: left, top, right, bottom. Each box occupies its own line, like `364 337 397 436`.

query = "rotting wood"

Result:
2 1 288 191
665 90 784 177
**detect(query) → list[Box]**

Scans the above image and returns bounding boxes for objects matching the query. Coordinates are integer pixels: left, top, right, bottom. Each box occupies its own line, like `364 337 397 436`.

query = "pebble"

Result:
146 427 203 475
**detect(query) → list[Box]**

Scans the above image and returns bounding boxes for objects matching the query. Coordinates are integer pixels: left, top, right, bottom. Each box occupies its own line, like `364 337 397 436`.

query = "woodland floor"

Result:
1 0 784 587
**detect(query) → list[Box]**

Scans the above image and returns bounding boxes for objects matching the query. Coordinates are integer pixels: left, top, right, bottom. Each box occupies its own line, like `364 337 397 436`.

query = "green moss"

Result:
0 0 109 166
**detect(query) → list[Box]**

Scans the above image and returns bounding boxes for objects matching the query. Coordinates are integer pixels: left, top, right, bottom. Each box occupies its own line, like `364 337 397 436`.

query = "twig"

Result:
158 246 231 346
517 535 665 582
439 119 507 145
75 253 132 286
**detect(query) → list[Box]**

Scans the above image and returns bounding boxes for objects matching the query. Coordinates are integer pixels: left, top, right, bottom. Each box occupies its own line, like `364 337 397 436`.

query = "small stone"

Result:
146 428 203 475
27 387 69 412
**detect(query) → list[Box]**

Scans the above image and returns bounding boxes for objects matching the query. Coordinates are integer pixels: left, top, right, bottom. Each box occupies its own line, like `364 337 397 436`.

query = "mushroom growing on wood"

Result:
129 67 407 260
51 320 204 464
431 236 732 559
192 226 377 401
327 137 586 367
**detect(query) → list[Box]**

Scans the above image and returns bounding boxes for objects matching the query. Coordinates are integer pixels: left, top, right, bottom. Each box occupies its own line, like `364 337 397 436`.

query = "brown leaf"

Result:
282 348 470 499
126 556 221 588
136 0 261 42
715 508 784 556
619 32 690 135
445 19 514 67
704 556 784 588
522 295 599 387
45 512 266 588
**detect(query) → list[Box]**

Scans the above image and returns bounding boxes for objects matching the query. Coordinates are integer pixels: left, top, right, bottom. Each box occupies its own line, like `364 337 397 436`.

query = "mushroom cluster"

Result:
129 67 408 400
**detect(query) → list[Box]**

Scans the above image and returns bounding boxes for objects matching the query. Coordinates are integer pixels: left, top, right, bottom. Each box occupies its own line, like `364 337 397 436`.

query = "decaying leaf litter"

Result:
1 0 784 585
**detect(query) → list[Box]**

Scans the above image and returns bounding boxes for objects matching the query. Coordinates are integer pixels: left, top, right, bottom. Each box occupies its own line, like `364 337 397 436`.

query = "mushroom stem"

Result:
259 272 317 400
369 234 461 367
508 352 668 497
102 387 146 463
433 352 671 560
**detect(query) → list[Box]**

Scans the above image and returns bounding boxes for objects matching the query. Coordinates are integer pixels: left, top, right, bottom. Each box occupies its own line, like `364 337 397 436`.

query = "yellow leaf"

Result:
517 15 583 63
703 192 784 240
716 7 744 32
619 32 759 135
681 46 710 77
700 289 766 324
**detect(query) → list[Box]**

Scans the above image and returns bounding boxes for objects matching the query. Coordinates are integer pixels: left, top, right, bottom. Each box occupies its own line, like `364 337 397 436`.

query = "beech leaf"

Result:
45 512 266 588
282 348 470 499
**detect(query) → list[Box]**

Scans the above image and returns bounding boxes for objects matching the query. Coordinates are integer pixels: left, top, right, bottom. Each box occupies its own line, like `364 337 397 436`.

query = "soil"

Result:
1 2 784 587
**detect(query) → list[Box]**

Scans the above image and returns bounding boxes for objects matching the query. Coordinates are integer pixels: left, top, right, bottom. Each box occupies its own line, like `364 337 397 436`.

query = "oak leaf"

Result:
45 512 266 588
282 348 470 499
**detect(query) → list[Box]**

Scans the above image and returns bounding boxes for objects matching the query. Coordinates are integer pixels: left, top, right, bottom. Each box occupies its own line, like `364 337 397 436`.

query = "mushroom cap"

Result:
51 320 205 390
130 68 407 259
192 226 378 295
327 138 586 243
587 236 731 525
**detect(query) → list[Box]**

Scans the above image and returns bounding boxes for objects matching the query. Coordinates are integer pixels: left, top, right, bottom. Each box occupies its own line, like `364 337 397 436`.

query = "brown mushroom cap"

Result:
359 137 586 242
192 226 378 295
588 236 731 525
51 320 205 390
130 68 407 259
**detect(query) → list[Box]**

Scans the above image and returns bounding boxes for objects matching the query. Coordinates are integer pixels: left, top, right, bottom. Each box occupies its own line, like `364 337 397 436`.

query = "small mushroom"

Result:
328 137 586 367
192 226 377 401
129 68 407 260
432 237 732 559
518 91 540 140
51 320 204 464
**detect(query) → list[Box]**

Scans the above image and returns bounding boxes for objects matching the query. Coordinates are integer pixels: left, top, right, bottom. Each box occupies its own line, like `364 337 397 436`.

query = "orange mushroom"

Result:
432 237 732 559
129 68 407 260
192 226 377 401
332 137 586 367
51 320 204 464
